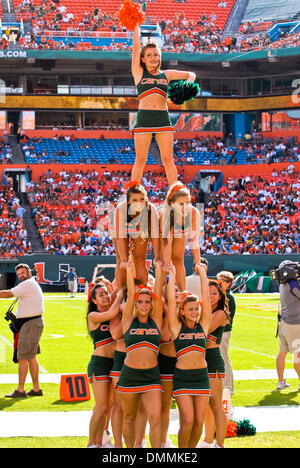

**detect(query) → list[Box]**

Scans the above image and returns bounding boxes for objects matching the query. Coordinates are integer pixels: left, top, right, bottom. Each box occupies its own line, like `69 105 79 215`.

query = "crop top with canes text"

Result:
124 317 161 355
136 69 169 102
89 321 114 350
207 309 225 345
173 322 207 360
125 207 150 238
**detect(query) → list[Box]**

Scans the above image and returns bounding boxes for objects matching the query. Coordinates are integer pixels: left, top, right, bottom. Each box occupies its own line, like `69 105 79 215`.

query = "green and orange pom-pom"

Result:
226 418 256 438
168 80 201 105
236 418 257 436
118 0 145 31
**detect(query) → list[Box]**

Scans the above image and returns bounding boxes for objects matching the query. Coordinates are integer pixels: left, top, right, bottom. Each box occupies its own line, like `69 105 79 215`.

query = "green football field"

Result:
0 292 300 448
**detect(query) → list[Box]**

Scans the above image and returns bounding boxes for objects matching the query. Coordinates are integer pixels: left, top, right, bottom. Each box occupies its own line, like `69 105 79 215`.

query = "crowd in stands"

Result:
8 1 300 53
24 166 300 257
174 134 300 165
196 171 300 255
0 181 32 258
21 133 300 166
26 168 168 255
16 0 123 34
0 137 14 164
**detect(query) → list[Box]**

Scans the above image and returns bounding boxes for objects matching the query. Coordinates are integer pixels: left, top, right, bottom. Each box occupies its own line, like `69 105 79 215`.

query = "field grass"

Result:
0 432 300 448
0 292 300 448
1 379 300 412
1 293 290 376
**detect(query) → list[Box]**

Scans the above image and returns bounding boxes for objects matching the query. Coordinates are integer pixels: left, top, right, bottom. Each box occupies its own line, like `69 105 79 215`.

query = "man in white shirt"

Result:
185 258 209 300
0 264 44 398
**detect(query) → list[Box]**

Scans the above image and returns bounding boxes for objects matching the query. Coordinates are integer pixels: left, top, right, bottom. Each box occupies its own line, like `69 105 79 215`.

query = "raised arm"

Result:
166 264 181 340
122 262 136 333
195 263 211 336
131 25 143 84
160 204 173 270
150 203 162 264
152 259 163 328
208 309 226 333
88 289 124 326
164 69 196 83
115 202 129 268
189 205 202 265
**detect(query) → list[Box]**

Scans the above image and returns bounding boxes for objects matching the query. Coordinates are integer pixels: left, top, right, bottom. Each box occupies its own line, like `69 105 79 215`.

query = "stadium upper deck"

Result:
13 0 235 31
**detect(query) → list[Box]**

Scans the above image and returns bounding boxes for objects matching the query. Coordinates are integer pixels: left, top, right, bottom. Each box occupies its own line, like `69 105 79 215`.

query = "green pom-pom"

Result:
142 2 147 11
236 419 256 436
167 80 200 105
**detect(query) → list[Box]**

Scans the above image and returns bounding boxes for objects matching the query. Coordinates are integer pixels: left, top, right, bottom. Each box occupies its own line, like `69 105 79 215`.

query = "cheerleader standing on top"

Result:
131 24 196 186
114 181 161 286
160 181 202 291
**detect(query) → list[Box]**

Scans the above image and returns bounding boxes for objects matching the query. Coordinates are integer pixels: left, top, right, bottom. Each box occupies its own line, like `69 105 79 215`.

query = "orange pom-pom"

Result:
118 0 145 31
226 419 238 438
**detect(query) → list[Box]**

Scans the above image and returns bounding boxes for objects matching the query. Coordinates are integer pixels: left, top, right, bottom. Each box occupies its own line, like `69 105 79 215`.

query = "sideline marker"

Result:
60 373 91 402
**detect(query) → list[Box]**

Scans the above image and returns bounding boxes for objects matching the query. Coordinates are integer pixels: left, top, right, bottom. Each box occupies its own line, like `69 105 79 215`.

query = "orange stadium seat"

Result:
13 0 236 32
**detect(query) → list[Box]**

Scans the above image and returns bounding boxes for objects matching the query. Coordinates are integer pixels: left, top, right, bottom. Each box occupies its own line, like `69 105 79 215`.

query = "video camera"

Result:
270 261 300 284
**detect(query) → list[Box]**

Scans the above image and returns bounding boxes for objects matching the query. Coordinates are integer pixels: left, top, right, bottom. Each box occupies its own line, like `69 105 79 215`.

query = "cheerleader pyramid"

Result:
86 2 229 449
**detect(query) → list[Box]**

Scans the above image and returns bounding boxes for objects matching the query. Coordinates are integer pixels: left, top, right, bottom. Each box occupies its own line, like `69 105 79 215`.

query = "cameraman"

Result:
0 263 44 398
276 260 300 391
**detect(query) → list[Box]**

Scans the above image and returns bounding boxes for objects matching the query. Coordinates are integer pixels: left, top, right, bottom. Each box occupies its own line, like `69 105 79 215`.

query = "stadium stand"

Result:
21 136 158 164
242 0 300 24
0 182 32 257
194 171 300 255
21 134 300 166
14 0 235 31
3 0 299 54
0 0 300 262
23 167 300 256
25 168 168 255
0 137 14 164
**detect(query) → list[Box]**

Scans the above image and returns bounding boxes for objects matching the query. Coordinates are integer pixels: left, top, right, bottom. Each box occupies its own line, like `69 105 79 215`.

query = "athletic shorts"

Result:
87 355 114 384
278 320 300 354
158 352 177 382
172 367 211 397
17 316 44 361
110 350 126 379
206 348 226 379
133 110 175 134
117 364 163 394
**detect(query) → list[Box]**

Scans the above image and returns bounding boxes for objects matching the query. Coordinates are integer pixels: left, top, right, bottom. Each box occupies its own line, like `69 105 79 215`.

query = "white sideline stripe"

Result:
0 368 298 384
0 334 12 347
1 406 300 436
237 313 277 321
0 335 48 374
230 346 294 364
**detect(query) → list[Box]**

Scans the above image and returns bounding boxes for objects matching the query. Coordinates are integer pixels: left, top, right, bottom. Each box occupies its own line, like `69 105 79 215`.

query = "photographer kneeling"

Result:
274 260 300 391
0 263 44 398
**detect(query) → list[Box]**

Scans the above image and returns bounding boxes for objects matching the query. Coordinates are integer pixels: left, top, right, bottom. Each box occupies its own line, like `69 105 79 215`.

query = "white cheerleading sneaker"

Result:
162 438 176 448
197 440 214 448
277 380 290 390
